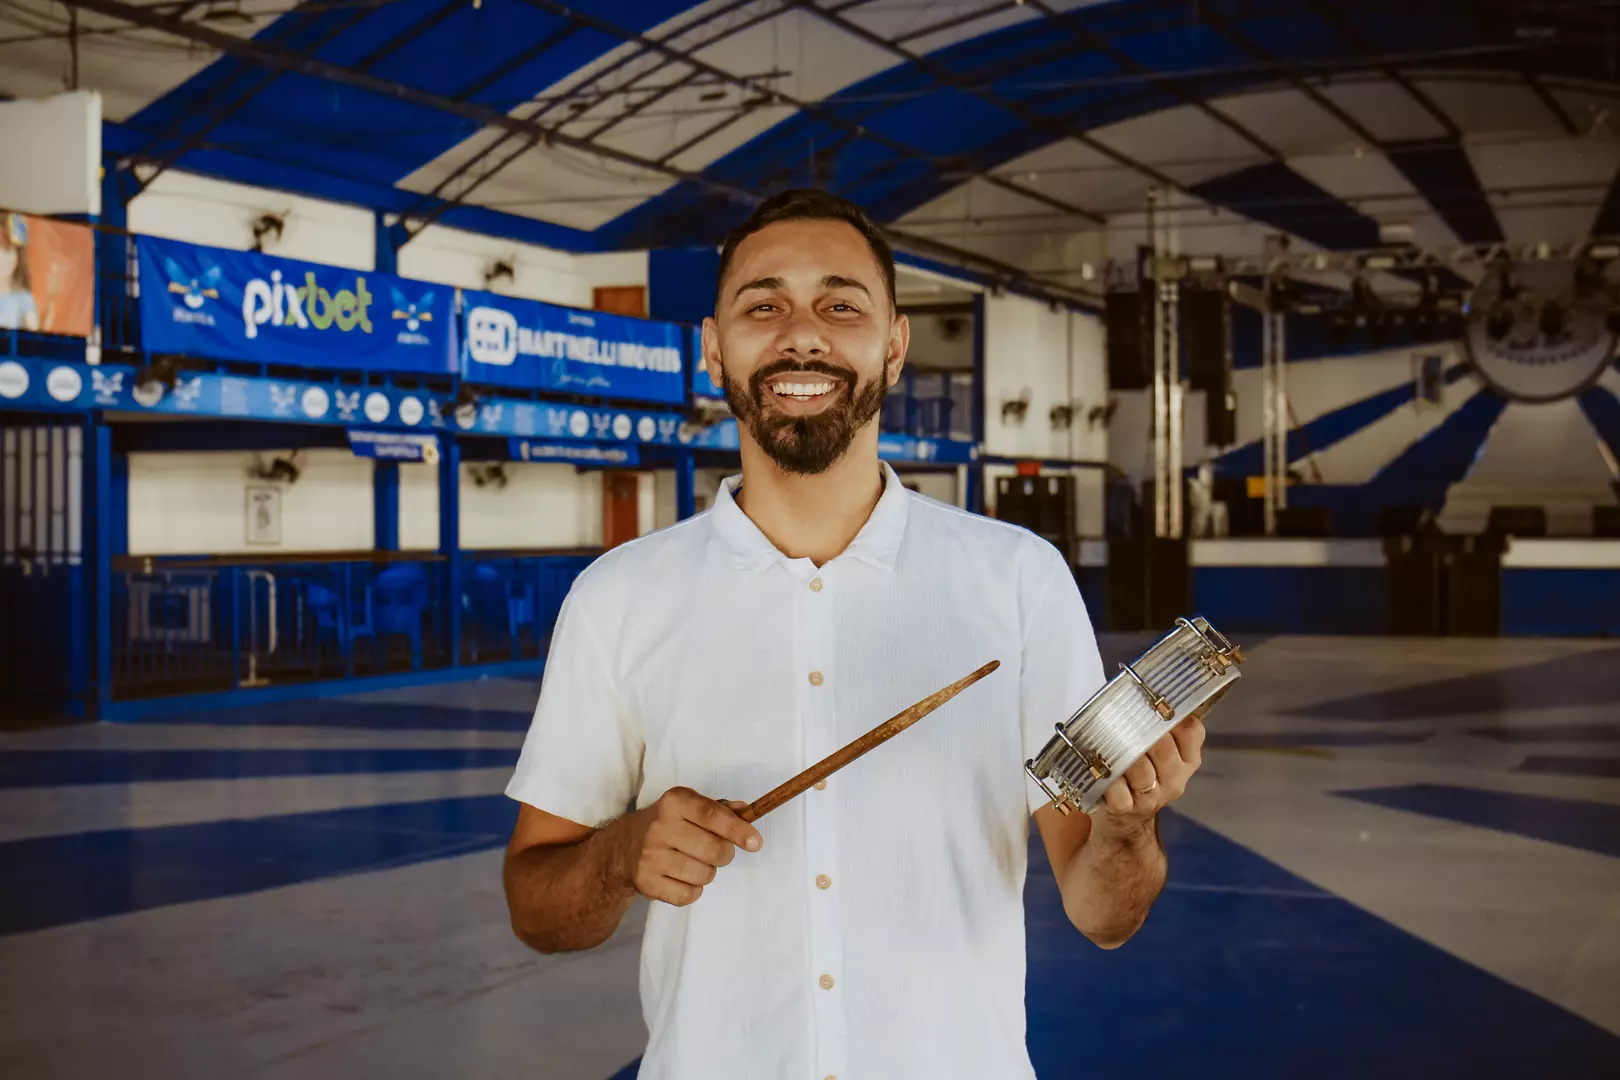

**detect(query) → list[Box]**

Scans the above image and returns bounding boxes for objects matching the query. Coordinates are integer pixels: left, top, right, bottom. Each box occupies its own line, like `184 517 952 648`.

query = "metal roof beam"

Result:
1304 0 1463 140
509 0 1106 224
72 0 1092 302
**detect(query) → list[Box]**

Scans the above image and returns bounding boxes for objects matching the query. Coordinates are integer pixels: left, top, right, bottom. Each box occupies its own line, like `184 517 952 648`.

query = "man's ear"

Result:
700 316 723 388
885 312 911 387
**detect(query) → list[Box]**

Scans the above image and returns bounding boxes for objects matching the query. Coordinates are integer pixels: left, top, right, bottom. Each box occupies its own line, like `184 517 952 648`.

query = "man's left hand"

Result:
1094 707 1207 827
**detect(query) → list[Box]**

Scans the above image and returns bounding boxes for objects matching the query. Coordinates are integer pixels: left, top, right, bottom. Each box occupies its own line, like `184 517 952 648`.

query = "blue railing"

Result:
110 552 594 699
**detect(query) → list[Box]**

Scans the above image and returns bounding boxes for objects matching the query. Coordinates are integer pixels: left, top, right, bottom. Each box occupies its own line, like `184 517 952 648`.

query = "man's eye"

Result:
748 303 778 313
827 302 858 313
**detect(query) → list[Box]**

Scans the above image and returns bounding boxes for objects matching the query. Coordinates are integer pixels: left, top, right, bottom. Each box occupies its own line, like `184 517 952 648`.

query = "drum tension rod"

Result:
1054 724 1110 779
1119 661 1175 719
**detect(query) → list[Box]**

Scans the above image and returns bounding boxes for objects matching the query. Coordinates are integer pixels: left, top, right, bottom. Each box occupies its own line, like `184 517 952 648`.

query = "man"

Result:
502 189 1205 1079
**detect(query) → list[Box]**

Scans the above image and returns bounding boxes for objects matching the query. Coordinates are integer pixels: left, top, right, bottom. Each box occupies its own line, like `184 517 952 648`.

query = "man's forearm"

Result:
1059 818 1167 949
503 824 637 954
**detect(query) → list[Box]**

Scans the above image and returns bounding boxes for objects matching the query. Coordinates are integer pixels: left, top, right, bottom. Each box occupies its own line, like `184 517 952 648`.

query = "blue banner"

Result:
347 430 441 463
0 358 741 451
137 236 456 375
462 289 685 405
510 439 639 466
877 433 977 465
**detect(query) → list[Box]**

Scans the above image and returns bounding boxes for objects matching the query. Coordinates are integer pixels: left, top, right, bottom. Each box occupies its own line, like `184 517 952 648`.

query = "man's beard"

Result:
722 356 887 476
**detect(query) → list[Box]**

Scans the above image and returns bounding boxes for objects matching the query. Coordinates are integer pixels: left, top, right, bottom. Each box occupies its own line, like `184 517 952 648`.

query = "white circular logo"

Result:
637 416 656 442
302 385 330 419
398 396 424 427
0 361 30 400
132 380 165 407
363 392 390 424
569 410 590 438
1465 260 1617 403
46 366 83 403
612 414 632 440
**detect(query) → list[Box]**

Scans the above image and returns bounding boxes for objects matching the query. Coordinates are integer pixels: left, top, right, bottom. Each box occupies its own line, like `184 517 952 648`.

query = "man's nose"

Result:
773 308 829 356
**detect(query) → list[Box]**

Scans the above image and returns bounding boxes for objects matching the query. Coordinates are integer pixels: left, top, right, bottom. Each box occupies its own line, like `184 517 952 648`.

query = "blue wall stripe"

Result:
1503 569 1620 638
604 808 1620 1079
0 748 520 789
1193 567 1386 635
1190 162 1380 250
0 794 517 937
1211 362 1472 479
1576 385 1620 463
1335 783 1620 859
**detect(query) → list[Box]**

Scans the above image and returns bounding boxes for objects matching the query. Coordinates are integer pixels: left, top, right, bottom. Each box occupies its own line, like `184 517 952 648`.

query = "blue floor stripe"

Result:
1291 646 1620 721
1466 722 1620 743
0 795 518 937
604 811 1620 1079
0 748 520 789
1516 756 1620 779
1334 784 1620 858
139 700 535 731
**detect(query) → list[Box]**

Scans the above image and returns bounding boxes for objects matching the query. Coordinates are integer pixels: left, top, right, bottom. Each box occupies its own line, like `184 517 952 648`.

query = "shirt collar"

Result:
711 460 911 574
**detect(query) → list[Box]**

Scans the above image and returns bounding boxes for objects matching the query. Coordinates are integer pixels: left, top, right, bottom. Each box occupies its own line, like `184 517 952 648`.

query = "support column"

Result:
675 449 696 520
374 210 402 275
968 293 987 515
90 417 114 715
374 461 400 550
438 437 461 666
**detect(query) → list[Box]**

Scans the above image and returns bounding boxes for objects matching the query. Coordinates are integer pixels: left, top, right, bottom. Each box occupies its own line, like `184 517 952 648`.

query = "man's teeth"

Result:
775 382 834 397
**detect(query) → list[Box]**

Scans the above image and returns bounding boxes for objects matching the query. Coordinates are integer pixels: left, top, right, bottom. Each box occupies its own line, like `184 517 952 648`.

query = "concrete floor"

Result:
1 634 1617 1078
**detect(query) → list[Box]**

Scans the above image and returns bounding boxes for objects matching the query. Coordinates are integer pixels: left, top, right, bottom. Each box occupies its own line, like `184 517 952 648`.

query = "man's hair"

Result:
715 188 896 310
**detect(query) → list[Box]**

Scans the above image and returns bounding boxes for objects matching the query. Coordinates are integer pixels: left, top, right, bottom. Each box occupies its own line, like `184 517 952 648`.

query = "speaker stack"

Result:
1183 285 1235 447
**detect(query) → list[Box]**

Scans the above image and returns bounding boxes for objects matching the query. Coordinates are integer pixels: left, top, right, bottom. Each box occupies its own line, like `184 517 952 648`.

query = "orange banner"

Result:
0 211 94 337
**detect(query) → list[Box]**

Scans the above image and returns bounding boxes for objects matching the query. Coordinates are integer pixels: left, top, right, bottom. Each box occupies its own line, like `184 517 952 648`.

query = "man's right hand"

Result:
609 787 763 907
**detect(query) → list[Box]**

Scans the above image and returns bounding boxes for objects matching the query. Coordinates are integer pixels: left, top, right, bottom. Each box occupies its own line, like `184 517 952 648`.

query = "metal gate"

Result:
0 413 86 716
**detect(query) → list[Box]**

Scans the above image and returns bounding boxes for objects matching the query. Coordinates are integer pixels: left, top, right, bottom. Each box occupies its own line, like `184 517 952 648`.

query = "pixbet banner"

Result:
137 236 456 375
461 289 685 405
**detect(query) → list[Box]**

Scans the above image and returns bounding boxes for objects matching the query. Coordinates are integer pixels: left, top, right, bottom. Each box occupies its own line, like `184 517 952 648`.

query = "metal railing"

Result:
110 552 594 699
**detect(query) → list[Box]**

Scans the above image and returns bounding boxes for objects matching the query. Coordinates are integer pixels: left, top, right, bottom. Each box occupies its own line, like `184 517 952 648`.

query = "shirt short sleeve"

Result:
505 583 644 828
1018 537 1106 815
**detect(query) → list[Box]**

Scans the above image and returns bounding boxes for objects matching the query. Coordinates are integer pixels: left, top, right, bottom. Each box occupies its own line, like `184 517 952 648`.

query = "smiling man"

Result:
501 189 1206 1079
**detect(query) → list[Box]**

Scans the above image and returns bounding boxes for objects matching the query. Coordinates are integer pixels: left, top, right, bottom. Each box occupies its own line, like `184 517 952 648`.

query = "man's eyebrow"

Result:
821 274 872 297
733 276 785 299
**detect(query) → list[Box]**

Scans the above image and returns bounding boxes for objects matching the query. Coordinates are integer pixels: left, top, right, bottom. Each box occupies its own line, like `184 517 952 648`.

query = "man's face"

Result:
702 219 908 475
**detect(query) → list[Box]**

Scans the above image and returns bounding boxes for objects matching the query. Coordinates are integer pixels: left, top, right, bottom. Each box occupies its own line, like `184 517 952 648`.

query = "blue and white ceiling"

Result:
4 0 1620 520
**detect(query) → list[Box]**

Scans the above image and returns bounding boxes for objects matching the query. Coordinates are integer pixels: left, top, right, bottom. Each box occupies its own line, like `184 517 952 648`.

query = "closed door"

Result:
603 472 640 550
593 286 646 318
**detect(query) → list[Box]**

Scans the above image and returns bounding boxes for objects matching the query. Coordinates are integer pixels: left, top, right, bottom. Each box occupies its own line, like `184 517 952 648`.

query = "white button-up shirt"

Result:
507 463 1104 1079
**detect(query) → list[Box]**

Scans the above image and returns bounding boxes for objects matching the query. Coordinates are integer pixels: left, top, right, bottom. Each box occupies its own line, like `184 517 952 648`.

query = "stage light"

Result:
1486 302 1515 341
1539 299 1567 341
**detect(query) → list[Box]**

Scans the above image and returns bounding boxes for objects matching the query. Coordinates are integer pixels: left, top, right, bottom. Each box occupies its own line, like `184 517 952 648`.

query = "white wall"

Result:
397 223 583 306
458 462 602 550
399 463 439 551
127 449 374 555
128 171 375 269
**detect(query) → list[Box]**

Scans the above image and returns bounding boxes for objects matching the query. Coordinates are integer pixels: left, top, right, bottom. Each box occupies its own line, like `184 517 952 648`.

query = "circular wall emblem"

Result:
612 414 632 440
0 361 28 400
302 385 330 419
569 410 590 438
637 416 656 442
1465 260 1617 403
46 366 83 403
132 380 165 408
363 392 391 424
398 396 424 426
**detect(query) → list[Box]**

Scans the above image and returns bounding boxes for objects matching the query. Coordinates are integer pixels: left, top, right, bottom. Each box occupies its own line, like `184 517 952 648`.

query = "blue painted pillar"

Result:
968 292 988 515
438 437 461 666
675 449 696 520
90 417 114 715
374 210 401 275
374 461 400 550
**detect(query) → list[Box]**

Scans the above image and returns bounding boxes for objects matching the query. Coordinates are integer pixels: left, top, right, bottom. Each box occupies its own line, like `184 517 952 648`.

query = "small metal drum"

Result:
1026 616 1244 815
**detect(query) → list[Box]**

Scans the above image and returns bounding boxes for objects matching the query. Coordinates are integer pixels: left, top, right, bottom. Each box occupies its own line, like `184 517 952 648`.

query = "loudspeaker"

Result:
995 474 1077 560
1205 386 1236 447
1106 290 1150 390
1183 287 1230 393
1595 505 1620 537
1276 505 1332 537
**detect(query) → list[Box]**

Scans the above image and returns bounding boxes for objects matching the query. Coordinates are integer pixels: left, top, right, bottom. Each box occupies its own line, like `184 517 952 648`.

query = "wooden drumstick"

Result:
737 660 1001 824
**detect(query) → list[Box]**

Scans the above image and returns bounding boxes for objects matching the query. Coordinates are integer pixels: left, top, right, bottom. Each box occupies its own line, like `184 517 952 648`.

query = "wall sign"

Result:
137 236 456 375
0 212 93 336
346 430 441 463
245 486 281 545
462 288 685 405
510 439 639 466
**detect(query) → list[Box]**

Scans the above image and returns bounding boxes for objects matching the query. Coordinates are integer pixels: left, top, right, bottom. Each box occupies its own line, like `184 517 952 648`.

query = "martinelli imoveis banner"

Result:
136 236 456 375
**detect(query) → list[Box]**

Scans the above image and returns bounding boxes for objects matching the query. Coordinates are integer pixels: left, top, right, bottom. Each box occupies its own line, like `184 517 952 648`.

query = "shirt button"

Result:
819 974 834 990
809 670 824 686
814 780 827 791
809 577 823 592
816 874 831 890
